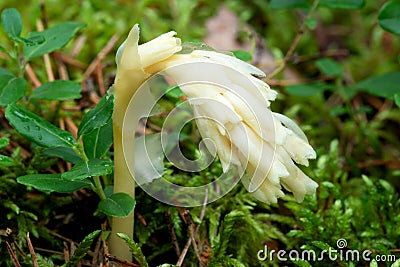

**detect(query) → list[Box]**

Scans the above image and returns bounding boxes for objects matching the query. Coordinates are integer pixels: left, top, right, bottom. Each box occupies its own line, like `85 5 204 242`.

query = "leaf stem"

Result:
93 176 107 200
266 0 320 81
73 142 89 163
73 143 107 201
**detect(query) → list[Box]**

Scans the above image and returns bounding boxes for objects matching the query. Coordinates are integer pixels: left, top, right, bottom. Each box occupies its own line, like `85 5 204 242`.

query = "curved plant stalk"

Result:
110 24 182 261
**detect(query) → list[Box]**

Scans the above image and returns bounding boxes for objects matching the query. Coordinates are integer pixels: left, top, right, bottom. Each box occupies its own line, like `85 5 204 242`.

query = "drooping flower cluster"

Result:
116 24 317 205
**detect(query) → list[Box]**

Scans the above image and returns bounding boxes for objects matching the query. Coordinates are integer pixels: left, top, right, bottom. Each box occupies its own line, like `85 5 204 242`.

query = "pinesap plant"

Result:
1 1 400 266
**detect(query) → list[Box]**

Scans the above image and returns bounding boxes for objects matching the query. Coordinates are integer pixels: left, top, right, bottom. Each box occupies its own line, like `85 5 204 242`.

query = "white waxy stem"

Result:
111 24 182 261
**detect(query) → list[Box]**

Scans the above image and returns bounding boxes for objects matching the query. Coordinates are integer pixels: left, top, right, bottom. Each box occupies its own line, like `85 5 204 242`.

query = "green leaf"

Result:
310 240 331 250
98 193 135 217
370 260 378 267
34 254 55 267
23 22 85 60
0 155 14 166
63 230 101 267
103 186 114 198
17 174 91 193
61 158 113 181
116 233 149 267
305 18 318 30
391 259 400 267
269 0 310 9
285 83 331 96
319 0 365 9
0 137 9 148
231 50 252 62
43 147 83 164
316 58 343 78
5 104 76 148
78 94 114 137
355 72 400 99
0 9 40 46
1 8 22 39
395 93 400 107
0 67 14 76
30 80 82 100
378 1 400 35
82 120 113 159
292 259 313 267
0 75 27 106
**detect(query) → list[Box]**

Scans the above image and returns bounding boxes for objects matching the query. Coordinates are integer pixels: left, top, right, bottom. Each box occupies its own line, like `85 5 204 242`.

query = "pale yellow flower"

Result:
115 24 317 206
158 50 318 204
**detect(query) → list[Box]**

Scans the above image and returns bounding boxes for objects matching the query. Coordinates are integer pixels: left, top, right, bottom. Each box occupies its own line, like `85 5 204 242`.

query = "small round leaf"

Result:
378 1 400 35
98 193 136 217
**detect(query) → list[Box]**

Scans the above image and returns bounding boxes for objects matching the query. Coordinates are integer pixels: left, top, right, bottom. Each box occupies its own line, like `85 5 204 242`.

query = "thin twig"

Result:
83 35 119 82
56 161 65 173
189 221 203 265
25 64 41 88
69 35 87 58
63 242 70 262
8 139 30 158
66 162 72 171
33 247 64 255
197 188 208 230
266 0 320 81
27 233 39 267
135 211 147 226
176 189 208 266
6 241 21 267
357 158 400 169
49 229 76 244
0 51 8 60
54 51 69 80
91 234 102 267
293 49 349 63
105 254 140 267
39 2 49 29
176 237 191 267
59 117 66 131
64 117 78 139
102 228 110 265
39 2 68 80
89 90 101 104
266 30 304 81
370 248 400 253
59 54 87 69
166 210 181 257
13 240 26 259
96 61 106 96
63 106 81 111
70 241 76 264
36 19 55 81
